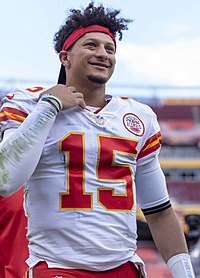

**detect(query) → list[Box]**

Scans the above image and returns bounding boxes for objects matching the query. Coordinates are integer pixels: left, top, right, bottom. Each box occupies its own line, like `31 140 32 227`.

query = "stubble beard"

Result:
87 74 108 84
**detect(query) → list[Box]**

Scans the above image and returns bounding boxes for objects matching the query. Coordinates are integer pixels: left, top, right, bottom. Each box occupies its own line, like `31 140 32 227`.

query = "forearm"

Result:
146 207 188 262
146 207 195 277
0 101 57 196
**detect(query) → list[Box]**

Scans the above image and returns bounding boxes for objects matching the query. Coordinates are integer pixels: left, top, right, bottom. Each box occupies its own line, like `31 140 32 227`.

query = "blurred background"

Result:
1 0 200 98
1 0 200 277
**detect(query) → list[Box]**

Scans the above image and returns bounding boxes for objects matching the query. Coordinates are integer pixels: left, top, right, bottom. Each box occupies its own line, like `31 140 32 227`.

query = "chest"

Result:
42 109 145 165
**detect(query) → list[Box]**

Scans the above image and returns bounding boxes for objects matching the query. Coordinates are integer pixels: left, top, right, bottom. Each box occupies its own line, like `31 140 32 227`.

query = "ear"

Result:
59 50 71 69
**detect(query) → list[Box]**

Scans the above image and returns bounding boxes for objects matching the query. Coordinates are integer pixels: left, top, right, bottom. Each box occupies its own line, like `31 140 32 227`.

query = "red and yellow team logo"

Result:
123 113 145 136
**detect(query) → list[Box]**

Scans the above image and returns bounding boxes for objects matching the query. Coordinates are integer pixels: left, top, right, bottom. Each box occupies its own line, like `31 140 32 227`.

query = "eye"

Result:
106 46 115 54
85 42 96 47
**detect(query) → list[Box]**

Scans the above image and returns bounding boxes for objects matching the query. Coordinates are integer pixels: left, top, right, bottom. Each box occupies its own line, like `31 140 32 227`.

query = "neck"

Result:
67 81 107 107
84 93 106 107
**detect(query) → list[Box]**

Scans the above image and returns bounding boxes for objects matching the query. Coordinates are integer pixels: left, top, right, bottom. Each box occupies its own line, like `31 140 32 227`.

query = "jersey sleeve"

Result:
135 108 171 214
0 86 45 140
137 110 162 166
135 157 171 214
0 86 58 196
0 100 58 196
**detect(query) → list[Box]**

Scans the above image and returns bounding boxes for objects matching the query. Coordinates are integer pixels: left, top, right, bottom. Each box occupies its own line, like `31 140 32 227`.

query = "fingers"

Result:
72 92 86 108
77 99 86 109
39 85 87 111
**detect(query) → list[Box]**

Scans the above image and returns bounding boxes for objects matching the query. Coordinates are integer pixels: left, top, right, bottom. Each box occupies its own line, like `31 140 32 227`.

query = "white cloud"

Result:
117 37 200 86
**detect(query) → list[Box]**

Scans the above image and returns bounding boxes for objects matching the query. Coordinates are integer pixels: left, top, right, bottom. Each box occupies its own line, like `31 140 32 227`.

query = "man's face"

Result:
66 32 116 85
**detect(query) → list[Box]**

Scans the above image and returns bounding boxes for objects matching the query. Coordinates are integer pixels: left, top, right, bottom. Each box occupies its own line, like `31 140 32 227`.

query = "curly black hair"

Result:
54 1 133 53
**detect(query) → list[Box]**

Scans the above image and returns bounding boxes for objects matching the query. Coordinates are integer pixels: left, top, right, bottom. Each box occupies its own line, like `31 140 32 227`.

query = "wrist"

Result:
167 253 195 278
39 94 63 112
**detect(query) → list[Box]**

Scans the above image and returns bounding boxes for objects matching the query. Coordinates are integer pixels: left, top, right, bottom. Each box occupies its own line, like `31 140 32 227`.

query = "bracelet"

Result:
40 94 63 112
167 253 195 277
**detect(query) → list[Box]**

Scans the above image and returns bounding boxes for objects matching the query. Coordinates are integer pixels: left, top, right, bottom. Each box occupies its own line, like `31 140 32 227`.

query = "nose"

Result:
95 45 109 60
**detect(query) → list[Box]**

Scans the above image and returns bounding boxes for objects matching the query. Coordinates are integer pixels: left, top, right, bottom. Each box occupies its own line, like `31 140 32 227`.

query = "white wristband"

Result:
167 253 195 278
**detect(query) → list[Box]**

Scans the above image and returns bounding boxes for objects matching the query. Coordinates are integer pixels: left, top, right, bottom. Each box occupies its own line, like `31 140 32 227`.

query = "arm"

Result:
145 206 188 262
145 207 195 277
136 158 195 277
0 101 58 196
0 85 86 196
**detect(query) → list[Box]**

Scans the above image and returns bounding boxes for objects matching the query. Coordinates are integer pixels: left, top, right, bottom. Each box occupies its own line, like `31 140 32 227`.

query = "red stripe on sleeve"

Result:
137 131 162 160
0 107 28 123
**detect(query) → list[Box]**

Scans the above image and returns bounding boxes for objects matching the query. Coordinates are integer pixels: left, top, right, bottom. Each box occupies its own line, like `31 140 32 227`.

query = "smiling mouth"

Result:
89 62 109 68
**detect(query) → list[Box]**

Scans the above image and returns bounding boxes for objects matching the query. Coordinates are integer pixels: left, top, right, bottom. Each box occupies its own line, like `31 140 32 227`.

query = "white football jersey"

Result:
0 87 170 270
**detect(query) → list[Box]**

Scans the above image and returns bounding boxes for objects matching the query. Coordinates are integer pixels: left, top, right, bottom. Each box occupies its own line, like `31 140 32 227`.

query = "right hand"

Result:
39 84 86 110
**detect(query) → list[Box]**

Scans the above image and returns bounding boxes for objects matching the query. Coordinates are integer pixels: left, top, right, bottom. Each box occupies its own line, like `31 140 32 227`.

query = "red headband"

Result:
62 25 116 51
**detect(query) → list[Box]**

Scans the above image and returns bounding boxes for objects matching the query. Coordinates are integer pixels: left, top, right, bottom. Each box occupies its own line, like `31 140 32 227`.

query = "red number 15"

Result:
59 133 138 212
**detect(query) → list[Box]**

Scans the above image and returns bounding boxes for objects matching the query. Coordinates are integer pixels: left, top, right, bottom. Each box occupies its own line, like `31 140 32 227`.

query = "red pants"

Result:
0 188 28 278
25 261 140 278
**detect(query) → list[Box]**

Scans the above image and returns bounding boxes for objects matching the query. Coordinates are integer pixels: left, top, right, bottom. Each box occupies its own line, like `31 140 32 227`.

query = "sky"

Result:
1 0 200 99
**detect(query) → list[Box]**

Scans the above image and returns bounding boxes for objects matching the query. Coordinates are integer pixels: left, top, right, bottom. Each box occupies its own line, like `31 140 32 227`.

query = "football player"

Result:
0 2 195 277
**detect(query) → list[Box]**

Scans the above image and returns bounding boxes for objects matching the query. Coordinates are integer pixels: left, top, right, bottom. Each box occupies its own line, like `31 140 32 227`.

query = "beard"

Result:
87 74 108 84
